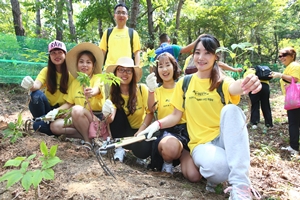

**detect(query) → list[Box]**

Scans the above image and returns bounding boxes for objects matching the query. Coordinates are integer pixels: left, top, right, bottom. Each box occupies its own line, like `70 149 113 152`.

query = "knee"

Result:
30 90 44 104
185 171 202 183
159 137 182 161
72 105 85 118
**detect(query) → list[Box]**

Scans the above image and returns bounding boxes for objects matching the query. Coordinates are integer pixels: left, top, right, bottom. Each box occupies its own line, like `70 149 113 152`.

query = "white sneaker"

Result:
206 182 217 193
251 125 257 130
136 158 147 166
224 185 261 200
281 146 299 155
161 161 173 174
114 147 125 162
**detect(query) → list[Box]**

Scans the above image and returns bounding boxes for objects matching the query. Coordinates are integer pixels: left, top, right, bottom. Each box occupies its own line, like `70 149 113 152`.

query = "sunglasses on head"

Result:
278 53 289 58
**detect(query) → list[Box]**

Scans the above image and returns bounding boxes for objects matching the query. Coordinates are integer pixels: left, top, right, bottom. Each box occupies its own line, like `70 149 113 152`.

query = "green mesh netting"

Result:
0 33 76 83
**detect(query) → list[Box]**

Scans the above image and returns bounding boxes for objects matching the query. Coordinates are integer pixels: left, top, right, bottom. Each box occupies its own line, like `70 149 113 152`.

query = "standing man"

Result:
155 33 198 61
99 3 141 69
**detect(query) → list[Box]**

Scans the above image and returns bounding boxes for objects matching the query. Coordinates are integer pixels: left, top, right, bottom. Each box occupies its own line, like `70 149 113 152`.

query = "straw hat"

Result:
106 57 142 81
66 42 103 78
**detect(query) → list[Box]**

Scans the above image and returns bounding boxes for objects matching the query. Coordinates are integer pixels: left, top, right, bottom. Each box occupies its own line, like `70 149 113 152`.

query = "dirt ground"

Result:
0 83 300 200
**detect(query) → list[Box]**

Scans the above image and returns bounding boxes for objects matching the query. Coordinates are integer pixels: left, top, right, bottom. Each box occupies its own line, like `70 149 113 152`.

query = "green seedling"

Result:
142 48 157 68
0 141 62 199
3 113 24 143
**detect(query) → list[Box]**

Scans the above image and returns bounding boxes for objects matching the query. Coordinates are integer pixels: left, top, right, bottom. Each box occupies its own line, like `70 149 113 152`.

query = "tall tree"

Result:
35 0 41 36
55 0 65 41
129 0 140 29
66 0 77 42
173 0 185 44
146 0 155 48
10 0 25 37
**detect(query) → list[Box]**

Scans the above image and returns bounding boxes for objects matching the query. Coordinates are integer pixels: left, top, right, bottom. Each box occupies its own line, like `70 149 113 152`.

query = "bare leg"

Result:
158 136 182 162
71 105 93 144
50 118 83 139
180 149 202 182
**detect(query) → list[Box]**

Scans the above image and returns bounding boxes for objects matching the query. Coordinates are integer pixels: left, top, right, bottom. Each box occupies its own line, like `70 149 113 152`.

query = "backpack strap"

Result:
182 75 226 108
103 28 113 66
182 74 193 108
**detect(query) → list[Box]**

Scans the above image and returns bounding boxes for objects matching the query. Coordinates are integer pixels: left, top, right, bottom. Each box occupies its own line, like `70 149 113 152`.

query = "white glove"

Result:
102 99 114 117
21 76 34 90
271 72 282 79
146 73 158 92
137 121 160 139
44 109 59 122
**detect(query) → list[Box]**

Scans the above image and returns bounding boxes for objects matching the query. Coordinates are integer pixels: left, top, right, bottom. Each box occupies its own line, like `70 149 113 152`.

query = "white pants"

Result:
192 104 250 187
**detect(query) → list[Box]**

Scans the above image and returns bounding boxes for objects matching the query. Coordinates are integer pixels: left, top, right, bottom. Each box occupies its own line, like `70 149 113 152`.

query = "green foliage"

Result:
3 113 24 143
76 72 91 87
0 141 61 192
141 48 157 68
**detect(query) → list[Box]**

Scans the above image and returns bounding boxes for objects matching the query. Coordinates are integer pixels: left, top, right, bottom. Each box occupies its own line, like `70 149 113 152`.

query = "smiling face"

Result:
116 66 134 85
77 54 94 76
157 56 174 82
114 6 128 27
193 41 217 74
278 51 294 67
49 49 66 66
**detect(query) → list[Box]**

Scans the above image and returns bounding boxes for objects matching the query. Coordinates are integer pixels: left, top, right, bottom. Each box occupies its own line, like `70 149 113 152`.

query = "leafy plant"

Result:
3 113 24 143
217 42 255 79
141 48 157 68
0 141 61 199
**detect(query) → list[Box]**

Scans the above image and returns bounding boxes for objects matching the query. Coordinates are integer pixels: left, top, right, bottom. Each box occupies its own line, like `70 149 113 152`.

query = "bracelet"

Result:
149 91 154 93
142 122 147 127
157 120 162 129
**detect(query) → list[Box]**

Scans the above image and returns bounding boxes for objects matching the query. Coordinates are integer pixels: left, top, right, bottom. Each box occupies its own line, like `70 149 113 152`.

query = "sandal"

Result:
83 141 94 151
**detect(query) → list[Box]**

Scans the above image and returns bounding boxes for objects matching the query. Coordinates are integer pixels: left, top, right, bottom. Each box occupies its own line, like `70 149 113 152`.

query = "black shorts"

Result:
148 123 190 171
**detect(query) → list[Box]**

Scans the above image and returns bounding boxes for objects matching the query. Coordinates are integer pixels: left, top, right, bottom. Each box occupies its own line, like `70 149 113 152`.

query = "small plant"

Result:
0 141 61 199
141 48 157 69
217 42 254 79
3 113 24 143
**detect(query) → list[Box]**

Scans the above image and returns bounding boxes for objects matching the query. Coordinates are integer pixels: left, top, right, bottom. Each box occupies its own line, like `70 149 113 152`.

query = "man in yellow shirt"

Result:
99 3 141 69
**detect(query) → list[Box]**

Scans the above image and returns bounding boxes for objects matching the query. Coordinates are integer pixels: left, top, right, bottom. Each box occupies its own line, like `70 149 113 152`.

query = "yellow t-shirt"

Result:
36 67 74 106
183 54 193 72
64 75 104 111
112 84 149 129
155 86 186 124
243 68 269 84
280 61 300 95
99 27 141 68
171 74 240 152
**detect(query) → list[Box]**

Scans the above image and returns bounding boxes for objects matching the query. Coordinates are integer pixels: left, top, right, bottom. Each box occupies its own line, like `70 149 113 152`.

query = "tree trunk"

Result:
129 0 139 29
55 0 64 41
173 0 185 44
35 0 41 36
146 0 154 49
98 19 103 40
10 0 25 36
66 0 77 42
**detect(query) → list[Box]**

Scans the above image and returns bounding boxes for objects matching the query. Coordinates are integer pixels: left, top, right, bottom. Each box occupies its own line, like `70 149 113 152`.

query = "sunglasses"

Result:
278 53 289 58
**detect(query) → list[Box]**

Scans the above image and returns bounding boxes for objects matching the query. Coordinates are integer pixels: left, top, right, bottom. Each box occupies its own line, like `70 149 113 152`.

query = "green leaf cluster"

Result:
3 113 24 143
0 141 61 192
141 48 157 68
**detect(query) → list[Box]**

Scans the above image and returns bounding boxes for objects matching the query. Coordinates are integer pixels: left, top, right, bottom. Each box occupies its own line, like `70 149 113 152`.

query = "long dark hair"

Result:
154 52 181 84
110 66 138 115
193 34 223 91
46 51 69 94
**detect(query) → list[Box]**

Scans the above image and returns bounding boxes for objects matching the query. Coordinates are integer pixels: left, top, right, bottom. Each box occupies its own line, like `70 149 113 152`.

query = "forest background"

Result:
1 0 300 84
1 1 300 199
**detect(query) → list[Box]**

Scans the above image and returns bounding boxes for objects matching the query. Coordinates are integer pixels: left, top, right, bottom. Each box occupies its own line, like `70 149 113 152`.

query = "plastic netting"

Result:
0 33 76 83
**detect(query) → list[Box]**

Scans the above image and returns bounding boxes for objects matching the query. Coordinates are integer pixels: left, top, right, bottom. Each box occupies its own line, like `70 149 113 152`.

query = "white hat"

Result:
48 40 67 53
66 42 103 78
106 57 142 82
